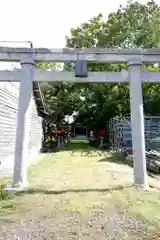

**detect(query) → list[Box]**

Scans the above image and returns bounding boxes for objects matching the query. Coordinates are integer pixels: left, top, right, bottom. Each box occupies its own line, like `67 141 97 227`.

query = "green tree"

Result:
64 0 160 127
40 0 160 129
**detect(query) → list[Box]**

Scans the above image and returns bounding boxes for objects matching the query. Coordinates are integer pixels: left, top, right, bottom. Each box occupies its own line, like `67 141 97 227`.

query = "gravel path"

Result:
0 207 151 239
0 145 159 239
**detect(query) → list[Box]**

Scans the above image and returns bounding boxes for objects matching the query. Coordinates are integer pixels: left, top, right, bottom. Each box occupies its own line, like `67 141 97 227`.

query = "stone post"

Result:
99 136 104 148
57 136 61 148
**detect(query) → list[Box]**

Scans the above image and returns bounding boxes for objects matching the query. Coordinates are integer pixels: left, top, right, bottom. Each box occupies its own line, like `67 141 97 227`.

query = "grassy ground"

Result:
0 140 160 239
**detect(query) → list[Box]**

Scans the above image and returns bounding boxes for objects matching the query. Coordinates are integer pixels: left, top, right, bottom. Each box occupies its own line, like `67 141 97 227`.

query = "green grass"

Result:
0 140 160 239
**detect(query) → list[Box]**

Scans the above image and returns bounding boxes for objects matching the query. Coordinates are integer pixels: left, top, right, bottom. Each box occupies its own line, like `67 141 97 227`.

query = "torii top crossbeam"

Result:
0 47 160 62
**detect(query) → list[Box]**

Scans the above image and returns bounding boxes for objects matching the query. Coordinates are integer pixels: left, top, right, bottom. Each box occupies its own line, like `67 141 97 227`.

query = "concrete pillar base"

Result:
5 182 28 191
133 183 150 190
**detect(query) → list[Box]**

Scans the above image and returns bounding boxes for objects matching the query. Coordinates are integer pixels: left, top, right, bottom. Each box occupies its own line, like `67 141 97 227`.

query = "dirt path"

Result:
0 142 160 239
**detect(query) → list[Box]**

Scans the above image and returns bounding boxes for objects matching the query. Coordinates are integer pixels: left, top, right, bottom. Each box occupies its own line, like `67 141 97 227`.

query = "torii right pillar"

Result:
128 59 149 189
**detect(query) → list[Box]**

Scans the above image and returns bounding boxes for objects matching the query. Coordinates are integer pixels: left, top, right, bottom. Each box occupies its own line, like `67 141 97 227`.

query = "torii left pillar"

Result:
6 59 35 190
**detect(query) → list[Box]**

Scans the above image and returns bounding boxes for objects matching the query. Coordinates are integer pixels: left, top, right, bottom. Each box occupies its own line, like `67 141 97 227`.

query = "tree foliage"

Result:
40 0 160 128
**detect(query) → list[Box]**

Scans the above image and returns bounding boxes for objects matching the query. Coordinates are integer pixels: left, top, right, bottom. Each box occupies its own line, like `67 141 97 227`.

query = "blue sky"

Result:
0 0 158 48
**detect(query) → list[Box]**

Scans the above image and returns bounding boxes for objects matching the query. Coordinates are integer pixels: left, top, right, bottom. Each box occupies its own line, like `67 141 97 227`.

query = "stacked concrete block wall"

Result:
109 116 160 151
0 82 42 175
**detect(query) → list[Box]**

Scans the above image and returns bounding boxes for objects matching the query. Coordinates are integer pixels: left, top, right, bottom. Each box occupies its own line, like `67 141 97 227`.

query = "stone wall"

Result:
0 82 43 176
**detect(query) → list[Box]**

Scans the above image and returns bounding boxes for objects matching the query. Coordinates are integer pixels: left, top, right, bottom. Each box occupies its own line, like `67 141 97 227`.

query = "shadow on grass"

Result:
43 140 109 157
98 152 127 165
44 140 94 153
0 218 16 223
98 152 160 179
15 185 132 196
55 140 108 157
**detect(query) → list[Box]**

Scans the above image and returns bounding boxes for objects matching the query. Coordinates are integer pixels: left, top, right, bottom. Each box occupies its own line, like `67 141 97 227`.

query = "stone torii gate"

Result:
0 47 160 190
